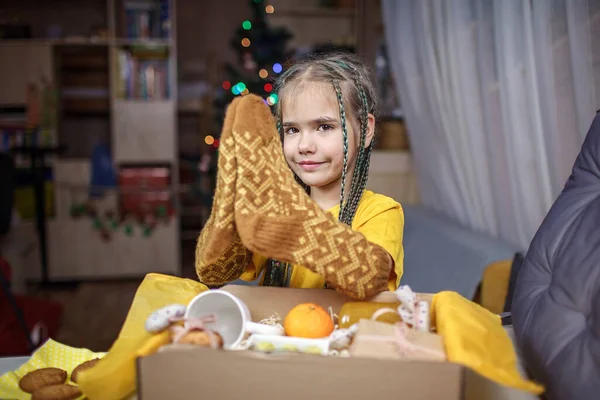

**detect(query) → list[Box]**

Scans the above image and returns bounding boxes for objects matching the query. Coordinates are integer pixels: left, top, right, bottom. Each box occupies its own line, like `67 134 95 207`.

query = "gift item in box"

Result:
338 301 402 328
350 319 445 362
118 164 172 217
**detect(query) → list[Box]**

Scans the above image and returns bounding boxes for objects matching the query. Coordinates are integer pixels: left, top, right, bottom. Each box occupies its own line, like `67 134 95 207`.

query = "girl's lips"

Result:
298 161 324 171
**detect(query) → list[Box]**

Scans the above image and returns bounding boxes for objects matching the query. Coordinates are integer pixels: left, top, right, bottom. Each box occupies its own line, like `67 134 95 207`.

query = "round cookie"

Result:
32 384 82 400
71 358 101 383
176 330 224 348
145 304 187 333
19 368 68 393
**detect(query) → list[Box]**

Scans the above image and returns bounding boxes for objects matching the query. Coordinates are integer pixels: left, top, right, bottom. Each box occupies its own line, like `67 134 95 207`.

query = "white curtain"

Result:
382 0 600 249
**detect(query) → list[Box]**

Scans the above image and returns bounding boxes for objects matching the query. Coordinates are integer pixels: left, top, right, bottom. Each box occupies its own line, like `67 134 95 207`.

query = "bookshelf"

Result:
0 0 180 281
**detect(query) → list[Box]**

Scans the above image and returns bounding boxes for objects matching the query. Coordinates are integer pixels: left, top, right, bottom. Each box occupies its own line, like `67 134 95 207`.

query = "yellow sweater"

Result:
240 190 405 291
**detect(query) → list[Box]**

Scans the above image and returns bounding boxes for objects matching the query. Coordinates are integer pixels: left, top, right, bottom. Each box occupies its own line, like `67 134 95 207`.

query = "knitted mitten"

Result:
195 99 253 285
233 95 391 299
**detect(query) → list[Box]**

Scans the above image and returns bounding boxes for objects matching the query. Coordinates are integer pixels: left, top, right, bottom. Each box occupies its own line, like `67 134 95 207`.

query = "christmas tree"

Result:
213 0 294 133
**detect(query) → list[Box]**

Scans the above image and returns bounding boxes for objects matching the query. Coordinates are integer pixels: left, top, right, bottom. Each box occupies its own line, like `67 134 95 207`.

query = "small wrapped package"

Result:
350 319 446 362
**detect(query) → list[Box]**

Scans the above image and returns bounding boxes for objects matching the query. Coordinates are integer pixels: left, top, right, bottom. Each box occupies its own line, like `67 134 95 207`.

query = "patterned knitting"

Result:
233 95 391 299
195 99 253 285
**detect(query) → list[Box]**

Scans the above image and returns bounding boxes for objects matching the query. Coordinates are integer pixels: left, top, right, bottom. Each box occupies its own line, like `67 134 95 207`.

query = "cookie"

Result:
176 330 224 348
31 384 82 400
19 368 67 393
145 304 187 333
71 358 101 383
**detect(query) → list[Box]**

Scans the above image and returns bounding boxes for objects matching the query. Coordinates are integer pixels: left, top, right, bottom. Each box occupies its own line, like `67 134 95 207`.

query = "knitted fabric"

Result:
232 95 390 299
195 99 253 285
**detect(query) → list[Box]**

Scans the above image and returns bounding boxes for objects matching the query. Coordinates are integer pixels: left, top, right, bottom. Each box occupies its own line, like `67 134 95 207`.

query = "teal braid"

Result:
344 80 371 222
332 79 350 225
276 115 283 136
343 78 368 223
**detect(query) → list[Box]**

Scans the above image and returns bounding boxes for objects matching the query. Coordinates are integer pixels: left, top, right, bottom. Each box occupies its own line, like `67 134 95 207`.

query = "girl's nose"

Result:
297 132 316 154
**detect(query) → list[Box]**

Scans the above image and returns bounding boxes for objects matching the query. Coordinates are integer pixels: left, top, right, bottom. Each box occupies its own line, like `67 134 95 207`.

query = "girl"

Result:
195 52 404 300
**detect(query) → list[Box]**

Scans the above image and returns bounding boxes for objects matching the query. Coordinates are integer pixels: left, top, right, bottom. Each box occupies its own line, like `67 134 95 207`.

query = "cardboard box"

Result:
136 285 534 400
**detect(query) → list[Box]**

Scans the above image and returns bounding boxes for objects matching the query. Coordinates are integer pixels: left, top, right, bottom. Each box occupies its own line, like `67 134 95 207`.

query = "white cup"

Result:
185 289 284 349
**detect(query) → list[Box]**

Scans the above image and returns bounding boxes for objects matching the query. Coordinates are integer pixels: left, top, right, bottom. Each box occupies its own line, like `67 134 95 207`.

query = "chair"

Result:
479 253 524 315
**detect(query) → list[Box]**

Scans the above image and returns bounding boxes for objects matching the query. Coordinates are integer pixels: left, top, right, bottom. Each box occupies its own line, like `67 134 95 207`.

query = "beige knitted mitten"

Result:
233 95 391 299
195 99 253 285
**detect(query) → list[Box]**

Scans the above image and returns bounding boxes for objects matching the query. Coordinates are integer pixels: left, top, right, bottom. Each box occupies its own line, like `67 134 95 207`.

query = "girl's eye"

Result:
284 127 299 135
318 124 334 131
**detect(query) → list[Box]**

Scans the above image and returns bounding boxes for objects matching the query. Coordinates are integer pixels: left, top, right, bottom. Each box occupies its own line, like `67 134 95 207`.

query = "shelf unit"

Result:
0 0 180 281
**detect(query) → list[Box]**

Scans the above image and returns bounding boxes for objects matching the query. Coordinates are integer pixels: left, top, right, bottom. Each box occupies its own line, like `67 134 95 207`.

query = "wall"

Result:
176 0 249 84
1 0 107 38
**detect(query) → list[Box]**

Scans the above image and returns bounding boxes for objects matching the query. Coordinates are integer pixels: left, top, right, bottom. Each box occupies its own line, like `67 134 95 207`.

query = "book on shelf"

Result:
123 0 171 39
116 46 170 101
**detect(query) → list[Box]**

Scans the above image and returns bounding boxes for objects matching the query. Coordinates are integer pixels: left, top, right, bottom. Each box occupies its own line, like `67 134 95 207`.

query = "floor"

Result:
23 240 198 352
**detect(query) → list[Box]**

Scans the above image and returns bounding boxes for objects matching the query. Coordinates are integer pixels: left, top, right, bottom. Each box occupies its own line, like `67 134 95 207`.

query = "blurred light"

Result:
263 98 269 105
232 85 240 95
267 93 278 106
265 5 274 13
272 63 282 74
236 82 247 92
241 38 251 47
263 83 273 92
205 135 215 145
242 20 252 30
241 88 250 96
222 81 231 90
213 139 220 148
259 69 268 79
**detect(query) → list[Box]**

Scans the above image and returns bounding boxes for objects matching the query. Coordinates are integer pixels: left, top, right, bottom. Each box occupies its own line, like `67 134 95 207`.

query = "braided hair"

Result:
263 52 379 287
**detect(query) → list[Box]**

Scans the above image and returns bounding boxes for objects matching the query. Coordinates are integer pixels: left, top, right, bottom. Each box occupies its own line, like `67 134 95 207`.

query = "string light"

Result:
272 63 282 74
267 93 278 106
236 82 247 92
259 69 268 79
232 85 240 95
241 38 251 47
264 83 273 92
222 81 231 90
205 135 215 145
266 5 274 13
213 139 220 148
242 20 252 30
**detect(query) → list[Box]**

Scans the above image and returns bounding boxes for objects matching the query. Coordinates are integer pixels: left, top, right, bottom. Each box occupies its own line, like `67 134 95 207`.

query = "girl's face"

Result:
282 82 372 197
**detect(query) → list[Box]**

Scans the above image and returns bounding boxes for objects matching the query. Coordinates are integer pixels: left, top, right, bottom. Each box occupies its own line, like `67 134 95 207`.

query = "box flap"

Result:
137 346 464 400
